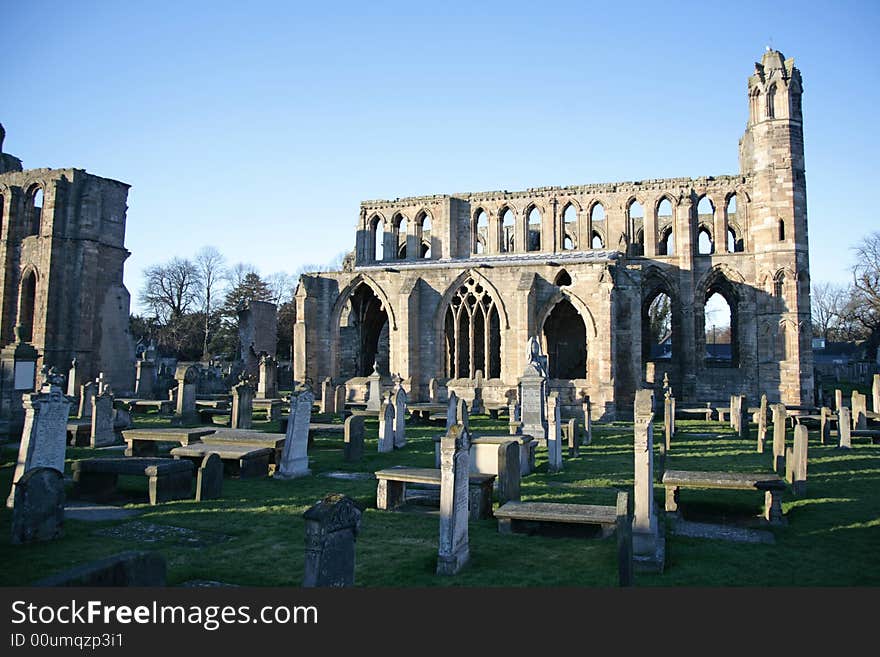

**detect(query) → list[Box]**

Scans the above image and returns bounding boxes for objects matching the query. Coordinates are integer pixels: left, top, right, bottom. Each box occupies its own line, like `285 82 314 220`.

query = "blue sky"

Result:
4 1 878 312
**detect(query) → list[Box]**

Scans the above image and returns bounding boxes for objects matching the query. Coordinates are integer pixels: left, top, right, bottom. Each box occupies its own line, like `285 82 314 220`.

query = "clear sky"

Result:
4 1 878 313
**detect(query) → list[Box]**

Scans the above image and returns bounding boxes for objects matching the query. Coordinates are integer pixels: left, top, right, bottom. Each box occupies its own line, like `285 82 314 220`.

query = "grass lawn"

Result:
1 411 878 586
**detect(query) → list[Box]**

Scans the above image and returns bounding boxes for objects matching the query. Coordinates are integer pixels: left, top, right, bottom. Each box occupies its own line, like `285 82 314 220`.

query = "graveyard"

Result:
1 381 878 587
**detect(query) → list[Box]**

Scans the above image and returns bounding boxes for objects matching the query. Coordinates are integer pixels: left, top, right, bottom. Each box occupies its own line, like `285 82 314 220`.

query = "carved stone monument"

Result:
302 494 363 587
518 336 548 445
436 424 470 576
275 389 314 479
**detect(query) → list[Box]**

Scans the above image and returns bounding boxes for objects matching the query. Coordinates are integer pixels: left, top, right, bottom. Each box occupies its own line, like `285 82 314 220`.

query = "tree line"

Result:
131 246 346 361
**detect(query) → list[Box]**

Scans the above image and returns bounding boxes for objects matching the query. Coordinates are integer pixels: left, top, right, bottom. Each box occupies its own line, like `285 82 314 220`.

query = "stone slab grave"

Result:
199 428 285 464
662 470 787 525
66 419 92 446
432 432 537 476
64 501 142 522
93 520 230 548
32 551 166 587
171 443 272 479
72 457 194 506
495 500 619 538
122 427 215 457
302 494 363 588
374 466 495 521
668 518 775 544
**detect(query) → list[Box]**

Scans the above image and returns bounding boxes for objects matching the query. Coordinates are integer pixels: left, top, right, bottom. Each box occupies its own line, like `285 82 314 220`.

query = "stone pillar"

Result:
365 365 382 412
436 424 470 576
7 375 70 508
546 392 562 473
320 377 334 414
497 440 521 504
230 377 254 430
873 374 880 415
302 494 362 588
664 396 673 451
632 389 661 568
90 389 115 448
256 354 278 400
838 407 852 449
275 389 314 479
343 415 365 461
378 394 394 453
393 386 407 449
791 424 808 496
772 403 786 472
757 394 768 452
134 360 156 399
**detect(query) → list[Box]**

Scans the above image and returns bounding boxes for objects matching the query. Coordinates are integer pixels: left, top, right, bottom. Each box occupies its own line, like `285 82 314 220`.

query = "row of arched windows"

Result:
0 186 44 239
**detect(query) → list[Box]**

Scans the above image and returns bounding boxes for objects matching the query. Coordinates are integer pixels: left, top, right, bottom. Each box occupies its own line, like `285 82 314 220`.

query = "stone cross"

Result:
343 415 365 461
7 380 71 508
393 386 407 449
771 403 786 473
275 389 314 479
231 377 254 430
546 392 562 473
436 424 470 576
838 407 852 449
11 467 65 544
757 394 768 452
497 440 521 504
302 494 362 587
632 389 660 565
90 389 115 448
378 394 394 453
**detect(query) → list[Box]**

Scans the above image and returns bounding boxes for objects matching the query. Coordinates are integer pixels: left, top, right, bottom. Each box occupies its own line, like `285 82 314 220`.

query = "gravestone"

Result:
616 491 633 587
506 389 520 435
566 418 579 457
67 358 80 401
582 394 592 445
757 394 768 452
33 551 166 586
96 372 108 395
738 395 750 441
256 353 278 400
302 494 362 587
78 382 96 420
393 386 407 449
518 337 548 444
134 359 156 399
231 376 254 429
445 391 459 433
275 389 314 479
664 396 673 451
11 467 65 544
851 391 867 430
820 407 832 445
632 389 662 570
497 440 521 504
378 394 394 453
7 374 71 508
113 405 132 431
772 403 786 472
436 424 470 576
196 453 223 501
791 424 808 496
457 397 469 432
429 378 440 403
838 407 852 449
365 363 382 412
90 389 115 448
873 374 880 415
835 389 843 413
320 377 334 414
729 395 738 431
546 392 563 473
343 415 365 461
172 364 199 425
471 370 486 414
334 385 347 416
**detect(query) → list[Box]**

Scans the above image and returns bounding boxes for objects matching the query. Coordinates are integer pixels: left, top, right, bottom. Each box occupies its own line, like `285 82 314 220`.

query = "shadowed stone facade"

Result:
0 125 136 417
294 50 812 418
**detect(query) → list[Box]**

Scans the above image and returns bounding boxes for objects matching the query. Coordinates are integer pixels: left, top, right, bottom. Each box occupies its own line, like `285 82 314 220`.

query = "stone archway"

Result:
542 298 587 379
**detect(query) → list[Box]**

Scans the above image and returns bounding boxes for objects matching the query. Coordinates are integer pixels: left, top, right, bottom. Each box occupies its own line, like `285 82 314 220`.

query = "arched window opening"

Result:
726 194 737 224
18 270 37 343
28 187 43 236
778 218 785 241
444 278 501 379
418 213 432 259
590 203 605 249
774 273 787 312
338 284 390 379
591 231 604 249
395 215 408 260
474 209 488 254
697 195 714 224
657 199 674 255
370 215 385 262
767 84 776 119
563 204 577 250
527 206 541 252
628 200 644 256
697 226 713 255
659 227 675 256
705 290 735 367
750 89 761 123
501 208 515 253
554 269 572 287
777 322 788 361
643 291 672 362
543 298 587 379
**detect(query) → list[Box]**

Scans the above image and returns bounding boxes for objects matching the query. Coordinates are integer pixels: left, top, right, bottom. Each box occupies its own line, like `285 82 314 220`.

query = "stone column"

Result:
644 204 658 256
546 392 562 473
275 389 314 479
302 494 362 588
664 396 673 451
838 407 852 449
436 424 470 576
230 377 254 430
772 403 786 472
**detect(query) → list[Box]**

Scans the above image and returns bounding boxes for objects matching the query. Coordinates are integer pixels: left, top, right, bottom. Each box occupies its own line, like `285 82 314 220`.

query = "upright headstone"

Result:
505 389 520 435
791 424 809 496
78 382 96 420
275 389 314 479
582 393 592 445
256 353 278 400
772 403 786 472
820 407 831 445
834 389 843 413
393 386 407 449
7 372 71 508
873 374 880 415
172 364 199 425
632 389 661 568
471 370 485 414
851 391 867 430
134 359 156 399
757 394 768 453
738 395 750 441
90 389 115 448
334 385 347 416
838 407 852 449
66 358 80 400
518 337 548 444
445 391 459 433
320 377 334 414
664 396 673 451
365 363 382 412
616 490 633 587
457 397 469 432
436 424 470 576
429 378 440 403
566 419 579 457
378 394 394 453
546 392 563 473
195 453 223 501
730 394 738 431
11 467 65 544
343 415 365 461
497 440 521 504
230 376 254 430
302 494 362 588
96 372 108 395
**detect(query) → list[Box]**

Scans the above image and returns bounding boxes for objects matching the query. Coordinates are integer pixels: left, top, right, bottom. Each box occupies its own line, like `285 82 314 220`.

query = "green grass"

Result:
0 412 878 587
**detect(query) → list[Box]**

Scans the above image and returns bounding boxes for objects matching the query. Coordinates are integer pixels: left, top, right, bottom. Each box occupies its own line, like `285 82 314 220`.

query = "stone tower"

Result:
0 125 136 428
739 49 813 404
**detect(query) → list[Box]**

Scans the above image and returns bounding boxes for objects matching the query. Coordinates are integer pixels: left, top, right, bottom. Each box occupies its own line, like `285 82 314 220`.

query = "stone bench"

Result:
432 433 537 475
121 428 216 456
199 428 286 464
662 469 786 524
66 420 92 446
494 500 619 537
72 457 194 506
374 466 495 520
197 408 230 424
195 399 229 410
675 407 714 421
171 443 272 478
116 399 174 415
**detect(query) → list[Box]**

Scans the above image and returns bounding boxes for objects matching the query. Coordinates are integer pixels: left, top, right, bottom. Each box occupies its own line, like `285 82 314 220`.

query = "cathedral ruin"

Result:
294 49 813 418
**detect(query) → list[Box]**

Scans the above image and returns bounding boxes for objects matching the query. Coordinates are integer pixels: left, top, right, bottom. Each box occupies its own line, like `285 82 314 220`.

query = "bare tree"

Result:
811 281 844 340
265 271 296 306
228 262 259 288
195 246 227 359
140 257 201 323
852 231 880 316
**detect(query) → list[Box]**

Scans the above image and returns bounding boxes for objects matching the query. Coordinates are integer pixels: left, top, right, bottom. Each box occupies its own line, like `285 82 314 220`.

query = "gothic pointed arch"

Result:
535 288 598 340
